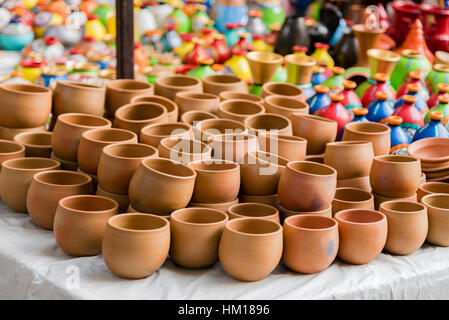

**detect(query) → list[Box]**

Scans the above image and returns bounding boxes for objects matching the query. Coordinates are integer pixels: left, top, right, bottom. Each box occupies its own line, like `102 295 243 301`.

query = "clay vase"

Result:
278 161 337 212
0 83 52 128
218 218 283 281
77 128 138 175
154 75 203 101
283 214 338 273
246 51 284 85
264 95 309 119
14 132 52 158
131 95 179 123
244 113 293 136
0 158 60 212
180 110 218 126
342 122 391 156
0 125 47 141
257 132 307 161
418 182 449 203
157 137 212 164
53 81 106 116
208 133 258 164
54 195 118 256
114 102 168 135
291 114 338 155
217 99 265 123
370 155 421 198
227 202 280 224
279 204 333 220
422 193 449 246
332 187 375 216
102 213 170 279
140 122 193 148
260 82 304 99
106 79 154 117
188 159 240 203
97 143 158 195
27 170 93 230
367 49 400 77
379 200 428 255
335 209 387 264
188 199 239 213
96 185 130 213
175 92 220 116
128 157 196 214
219 91 264 105
194 118 247 142
352 24 385 67
0 140 26 166
170 207 228 268
202 74 247 95
52 113 112 162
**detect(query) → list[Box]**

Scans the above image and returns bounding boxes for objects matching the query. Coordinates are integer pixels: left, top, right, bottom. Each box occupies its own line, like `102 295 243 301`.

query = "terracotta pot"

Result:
202 74 247 95
50 152 78 171
219 91 263 105
278 161 337 212
0 140 26 167
114 102 168 135
158 137 212 164
373 192 417 210
188 159 240 203
337 176 371 192
188 198 239 212
96 184 130 213
227 202 280 223
244 113 293 136
53 81 106 116
247 51 284 85
305 154 325 163
78 128 137 174
140 122 193 148
291 114 338 155
0 83 51 128
421 193 449 246
218 218 282 281
0 125 46 141
194 118 247 142
180 110 218 126
97 143 158 195
342 122 391 156
257 132 306 161
52 113 112 162
77 167 98 189
283 214 338 273
106 79 154 116
0 157 60 212
418 182 449 202
379 200 428 255
285 54 317 85
170 207 228 268
14 132 52 158
102 213 170 279
208 133 258 164
332 187 374 216
335 209 387 264
264 95 309 119
217 99 265 123
421 172 427 186
54 195 118 256
27 170 93 230
155 75 203 101
175 92 220 115
131 95 179 123
260 82 304 99
239 193 279 208
279 204 333 219
126 203 169 217
408 138 449 165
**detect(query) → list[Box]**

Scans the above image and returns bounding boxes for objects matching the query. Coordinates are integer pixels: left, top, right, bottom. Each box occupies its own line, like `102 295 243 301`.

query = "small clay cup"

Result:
114 102 168 135
217 99 265 123
208 133 258 164
202 74 247 95
244 113 293 136
157 137 212 164
279 204 333 219
131 94 179 123
337 176 372 192
227 202 280 223
219 91 263 105
96 185 130 213
422 194 449 246
154 75 203 101
342 122 391 156
140 122 193 148
106 79 154 116
54 81 106 116
188 198 239 212
239 193 279 208
194 118 247 142
260 81 304 99
258 132 306 161
332 187 375 216
175 92 220 115
50 152 78 171
14 132 52 158
264 95 309 119
418 182 449 202
0 125 46 141
180 110 218 126
0 139 25 166
373 192 417 210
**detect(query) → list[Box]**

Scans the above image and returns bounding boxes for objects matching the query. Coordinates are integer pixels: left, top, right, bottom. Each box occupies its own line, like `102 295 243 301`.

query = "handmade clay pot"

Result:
188 199 239 212
13 132 52 158
0 140 26 166
379 200 428 255
373 192 417 210
218 218 283 281
279 204 333 219
260 82 304 99
114 102 168 135
175 92 220 116
219 91 263 105
418 182 449 202
131 95 179 123
102 213 170 279
257 132 306 161
332 187 374 216
27 170 93 230
278 161 337 212
283 214 338 273
180 110 218 126
0 158 60 212
96 185 130 213
53 81 106 116
50 152 78 171
227 202 280 223
285 54 317 86
140 122 193 148
263 95 309 119
247 51 284 85
337 176 371 192
157 137 212 164
194 118 247 142
106 79 154 117
305 154 325 164
0 125 46 141
154 75 203 101
342 122 391 156
126 204 171 220
335 209 387 264
408 138 449 165
208 133 258 164
367 49 400 77
217 99 265 123
244 113 292 136
202 74 247 95
239 193 279 208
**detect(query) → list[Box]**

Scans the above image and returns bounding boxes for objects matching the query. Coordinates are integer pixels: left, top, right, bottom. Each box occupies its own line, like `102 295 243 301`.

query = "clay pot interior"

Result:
131 95 178 122
82 128 136 143
171 207 228 224
288 160 336 176
141 156 196 178
219 92 263 104
14 132 52 150
195 119 247 141
334 187 373 203
180 110 218 126
422 194 449 210
286 214 336 230
204 74 243 85
336 209 384 224
58 113 112 127
103 142 158 159
0 140 25 157
202 74 247 95
227 203 279 222
175 92 220 115
140 122 193 147
380 200 425 213
226 216 281 234
35 170 91 186
108 79 152 91
264 95 309 115
2 157 59 170
245 113 292 134
261 82 303 98
419 182 449 198
109 212 168 231
59 194 117 213
345 121 390 134
218 99 265 121
115 103 167 122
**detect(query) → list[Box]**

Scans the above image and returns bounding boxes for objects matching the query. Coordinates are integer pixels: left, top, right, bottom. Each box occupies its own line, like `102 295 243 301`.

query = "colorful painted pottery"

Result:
367 49 400 79
315 93 352 139
361 73 396 108
427 83 449 110
246 51 283 88
397 18 434 64
352 24 385 67
322 66 345 91
113 102 168 135
332 187 375 216
140 122 193 148
366 91 395 123
260 81 304 100
421 194 449 246
386 116 411 156
391 95 424 139
340 80 362 110
421 5 449 54
390 50 432 91
154 75 203 101
307 85 331 114
274 14 310 56
0 20 34 51
425 94 449 125
311 66 328 86
396 70 430 102
263 95 308 119
342 121 391 156
284 54 317 99
350 107 369 123
202 74 247 95
311 42 334 69
418 182 449 203
413 111 449 142
395 83 429 116
131 95 179 123
214 0 248 33
85 14 107 41
106 79 154 117
217 99 265 123
426 64 449 95
257 132 306 162
224 49 252 83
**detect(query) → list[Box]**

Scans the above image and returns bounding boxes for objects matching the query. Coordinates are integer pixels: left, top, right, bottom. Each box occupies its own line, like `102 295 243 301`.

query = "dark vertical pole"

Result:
116 0 134 79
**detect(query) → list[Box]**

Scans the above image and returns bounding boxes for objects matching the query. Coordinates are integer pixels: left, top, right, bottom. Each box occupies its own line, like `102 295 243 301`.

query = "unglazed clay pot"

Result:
244 113 293 136
332 187 374 216
408 138 449 165
208 133 258 164
0 83 51 128
77 128 138 174
180 110 218 126
257 132 306 161
131 95 179 123
27 170 93 230
102 213 170 279
264 95 309 119
373 192 417 210
128 157 196 214
217 99 265 123
305 154 325 163
291 114 338 155
175 92 220 115
239 193 279 208
140 122 193 148
0 140 25 166
219 91 263 105
96 185 130 213
0 158 60 212
0 125 46 141
158 137 212 164
342 122 391 156
53 81 106 116
188 199 239 212
170 207 228 268
54 195 118 256
260 82 304 99
279 204 333 220
14 132 52 158
278 161 337 212
155 75 203 101
337 176 371 192
52 113 112 162
50 152 78 171
126 204 170 219
227 202 280 223
379 200 428 255
202 74 247 95
77 167 98 189
188 159 240 203
106 79 154 116
370 155 421 198
97 143 158 195
335 209 387 265
418 182 449 202
422 193 449 246
283 214 338 273
194 118 247 142
114 102 168 135
218 218 283 282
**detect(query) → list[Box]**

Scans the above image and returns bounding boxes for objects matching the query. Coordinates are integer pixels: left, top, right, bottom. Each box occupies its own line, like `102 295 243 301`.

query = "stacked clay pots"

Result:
408 138 449 183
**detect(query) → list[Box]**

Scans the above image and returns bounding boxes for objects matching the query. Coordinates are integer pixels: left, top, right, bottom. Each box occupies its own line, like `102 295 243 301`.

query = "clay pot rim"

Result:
219 99 265 117
97 184 129 200
264 95 309 111
2 157 60 171
14 132 52 148
326 140 373 148
175 92 219 101
421 193 449 211
244 113 292 131
379 200 426 215
225 217 282 236
247 150 290 168
367 49 400 62
228 202 279 219
219 91 263 103
33 169 92 187
345 121 391 135
352 24 386 34
373 192 417 202
141 157 197 180
195 118 248 134
189 198 239 207
188 159 239 173
115 102 168 124
171 207 228 226
102 143 158 160
373 155 420 165
246 51 283 65
279 203 332 216
82 128 137 144
208 132 257 143
258 132 306 144
180 110 218 124
159 137 212 156
400 49 424 59
335 208 386 225
57 80 104 91
0 83 51 95
239 193 278 201
419 182 449 194
284 54 317 66
127 204 171 219
131 94 177 113
0 139 25 154
107 213 169 233
292 113 337 124
59 194 119 215
202 74 244 85
106 79 153 92
262 82 303 97
156 75 201 89
287 160 337 177
408 138 449 163
284 214 337 232
141 122 192 138
57 113 111 129
50 152 77 166
334 187 374 203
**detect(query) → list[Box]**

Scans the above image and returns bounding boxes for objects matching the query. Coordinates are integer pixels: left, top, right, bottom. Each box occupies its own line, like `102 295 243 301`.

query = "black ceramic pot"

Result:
330 28 359 69
274 14 311 56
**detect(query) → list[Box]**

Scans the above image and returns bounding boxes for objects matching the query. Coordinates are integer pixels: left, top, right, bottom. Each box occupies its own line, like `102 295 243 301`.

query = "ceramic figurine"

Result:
427 83 449 110
247 9 267 35
341 80 362 111
214 0 248 33
396 70 429 102
209 33 231 64
412 111 449 142
0 18 34 51
366 91 395 123
392 94 424 140
322 66 344 92
311 42 334 69
386 116 410 156
394 83 428 116
184 37 211 65
397 18 434 64
425 95 449 125
311 66 328 86
390 50 432 91
426 64 449 95
361 73 396 108
162 23 182 52
307 84 331 114
315 93 352 139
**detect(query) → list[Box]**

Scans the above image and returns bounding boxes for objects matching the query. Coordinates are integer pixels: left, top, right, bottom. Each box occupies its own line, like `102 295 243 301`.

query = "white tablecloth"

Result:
1 201 449 300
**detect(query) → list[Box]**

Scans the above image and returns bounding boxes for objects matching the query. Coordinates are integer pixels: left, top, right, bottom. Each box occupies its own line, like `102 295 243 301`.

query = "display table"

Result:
1 201 449 300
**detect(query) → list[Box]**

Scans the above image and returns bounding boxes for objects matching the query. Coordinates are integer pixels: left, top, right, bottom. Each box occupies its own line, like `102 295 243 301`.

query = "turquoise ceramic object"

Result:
0 32 34 51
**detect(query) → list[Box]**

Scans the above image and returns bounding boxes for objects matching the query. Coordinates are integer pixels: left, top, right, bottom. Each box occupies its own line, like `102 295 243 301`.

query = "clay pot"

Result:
95 184 129 213
373 192 417 210
102 213 170 279
0 140 25 167
291 114 338 155
127 204 171 219
227 202 280 223
219 218 282 281
188 199 239 212
337 176 371 192
131 95 179 123
217 99 265 123
97 143 158 195
188 159 240 203
278 161 337 212
283 214 338 273
260 82 304 99
27 170 93 230
54 195 118 256
208 133 258 164
194 118 247 142
418 182 449 202
246 51 284 85
106 79 154 116
239 193 279 208
422 193 449 246
140 122 193 148
370 155 421 198
379 200 428 255
158 137 212 164
77 167 98 190
175 92 220 115
305 154 325 163
285 54 317 85
342 122 391 156
50 152 78 171
219 91 263 105
257 132 306 161
279 204 333 219
0 125 46 141
0 83 52 128
244 113 293 136
114 102 168 135
332 187 374 216
155 75 202 101
408 138 449 165
264 95 309 119
129 157 196 214
335 209 387 264
202 74 247 95
0 158 60 212
52 113 112 162
170 207 228 268
180 110 218 126
78 128 138 174
14 132 52 158
53 81 106 116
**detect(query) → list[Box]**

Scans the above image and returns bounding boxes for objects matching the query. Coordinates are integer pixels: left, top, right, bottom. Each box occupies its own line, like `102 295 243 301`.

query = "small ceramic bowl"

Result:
219 91 263 105
264 95 309 118
261 81 304 99
239 193 279 208
332 187 375 216
421 193 449 246
175 92 220 115
244 113 293 136
14 132 52 158
202 74 247 95
154 74 203 101
114 102 168 135
258 132 307 161
96 185 130 213
131 94 179 123
188 198 239 212
217 99 265 123
157 137 212 164
180 110 218 126
227 202 280 223
0 139 26 167
194 118 247 142
140 122 193 148
342 121 391 156
418 182 449 202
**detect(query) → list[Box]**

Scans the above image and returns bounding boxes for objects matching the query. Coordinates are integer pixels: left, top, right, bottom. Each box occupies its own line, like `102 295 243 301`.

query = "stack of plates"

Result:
408 138 449 182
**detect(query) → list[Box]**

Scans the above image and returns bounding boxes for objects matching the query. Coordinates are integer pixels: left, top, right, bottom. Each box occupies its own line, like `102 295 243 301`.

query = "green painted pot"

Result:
426 64 449 94
271 66 287 82
323 73 345 90
390 50 432 91
249 84 263 96
167 8 191 34
260 4 285 29
187 65 216 79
